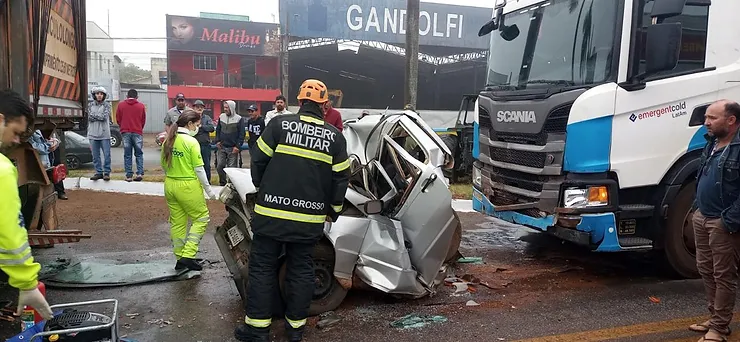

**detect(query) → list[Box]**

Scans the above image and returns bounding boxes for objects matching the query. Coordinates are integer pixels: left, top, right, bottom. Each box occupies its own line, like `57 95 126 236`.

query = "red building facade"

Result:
166 15 282 119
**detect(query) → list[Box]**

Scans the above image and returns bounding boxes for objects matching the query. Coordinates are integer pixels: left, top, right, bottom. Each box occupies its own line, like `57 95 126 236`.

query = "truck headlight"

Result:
563 186 608 208
472 166 482 187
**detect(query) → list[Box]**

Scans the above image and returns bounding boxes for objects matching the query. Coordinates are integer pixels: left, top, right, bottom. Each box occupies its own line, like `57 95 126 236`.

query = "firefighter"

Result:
0 89 53 320
160 110 217 271
234 79 350 342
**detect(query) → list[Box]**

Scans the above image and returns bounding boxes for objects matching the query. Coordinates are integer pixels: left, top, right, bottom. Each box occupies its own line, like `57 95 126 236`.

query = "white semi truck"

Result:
471 0 735 278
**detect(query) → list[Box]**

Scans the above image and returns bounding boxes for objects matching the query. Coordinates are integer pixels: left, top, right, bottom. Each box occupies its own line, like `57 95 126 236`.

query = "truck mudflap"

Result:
472 187 631 252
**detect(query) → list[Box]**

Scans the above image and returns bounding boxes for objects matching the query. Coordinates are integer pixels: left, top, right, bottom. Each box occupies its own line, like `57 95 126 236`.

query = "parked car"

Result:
72 122 123 148
215 110 461 315
63 131 93 170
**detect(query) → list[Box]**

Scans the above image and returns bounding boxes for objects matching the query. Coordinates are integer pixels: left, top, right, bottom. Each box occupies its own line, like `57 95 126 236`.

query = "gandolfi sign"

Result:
166 15 281 56
44 7 77 83
279 0 493 50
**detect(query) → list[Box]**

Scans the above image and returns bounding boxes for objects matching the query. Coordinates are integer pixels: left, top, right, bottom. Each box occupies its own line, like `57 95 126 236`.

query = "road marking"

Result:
513 314 740 342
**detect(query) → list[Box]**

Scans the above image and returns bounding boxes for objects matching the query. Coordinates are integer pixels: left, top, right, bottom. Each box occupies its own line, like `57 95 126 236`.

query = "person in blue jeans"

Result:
116 89 147 181
87 86 112 181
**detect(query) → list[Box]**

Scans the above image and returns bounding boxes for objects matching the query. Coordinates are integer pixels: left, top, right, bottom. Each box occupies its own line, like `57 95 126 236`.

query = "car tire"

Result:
110 133 122 148
65 155 81 170
278 241 348 316
663 181 700 279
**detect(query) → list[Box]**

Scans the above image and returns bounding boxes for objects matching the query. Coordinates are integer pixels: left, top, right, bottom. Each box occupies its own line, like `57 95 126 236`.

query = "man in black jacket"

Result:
234 79 350 342
193 100 215 183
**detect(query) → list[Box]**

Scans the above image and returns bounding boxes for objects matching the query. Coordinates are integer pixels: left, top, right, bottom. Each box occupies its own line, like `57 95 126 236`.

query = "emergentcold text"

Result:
346 5 464 38
282 120 337 154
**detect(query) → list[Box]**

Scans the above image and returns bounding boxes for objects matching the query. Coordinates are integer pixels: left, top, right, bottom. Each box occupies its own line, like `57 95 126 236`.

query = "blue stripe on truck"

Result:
564 116 613 173
688 126 708 152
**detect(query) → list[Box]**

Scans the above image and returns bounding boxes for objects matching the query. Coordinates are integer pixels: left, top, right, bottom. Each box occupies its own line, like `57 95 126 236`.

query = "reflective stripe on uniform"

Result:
332 159 350 172
245 316 272 328
286 317 307 329
332 204 343 213
257 137 274 157
0 242 30 256
254 204 326 224
275 144 332 164
300 115 324 125
0 252 32 265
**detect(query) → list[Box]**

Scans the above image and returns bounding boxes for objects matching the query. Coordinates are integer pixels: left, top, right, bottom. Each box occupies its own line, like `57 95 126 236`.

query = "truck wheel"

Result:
663 181 700 279
445 211 463 263
278 241 348 316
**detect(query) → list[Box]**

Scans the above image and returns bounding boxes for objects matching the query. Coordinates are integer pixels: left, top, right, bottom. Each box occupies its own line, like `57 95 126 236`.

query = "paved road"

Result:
0 193 734 342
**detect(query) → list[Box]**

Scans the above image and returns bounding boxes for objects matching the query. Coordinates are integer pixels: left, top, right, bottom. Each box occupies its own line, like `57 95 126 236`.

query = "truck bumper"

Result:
472 187 624 252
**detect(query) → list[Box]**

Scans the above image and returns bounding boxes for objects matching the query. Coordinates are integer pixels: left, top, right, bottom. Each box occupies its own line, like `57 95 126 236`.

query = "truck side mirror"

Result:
644 22 682 75
478 19 498 37
362 200 384 215
650 0 687 19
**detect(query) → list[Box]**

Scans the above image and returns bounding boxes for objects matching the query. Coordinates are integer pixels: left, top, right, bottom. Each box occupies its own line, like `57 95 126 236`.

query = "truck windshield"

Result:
486 0 620 89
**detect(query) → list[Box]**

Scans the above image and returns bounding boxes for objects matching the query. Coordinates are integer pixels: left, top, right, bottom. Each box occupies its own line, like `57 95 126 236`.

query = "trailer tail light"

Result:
52 164 67 184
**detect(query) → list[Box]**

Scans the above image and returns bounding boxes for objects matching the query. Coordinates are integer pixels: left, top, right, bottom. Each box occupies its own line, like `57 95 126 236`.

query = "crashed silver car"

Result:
215 110 462 315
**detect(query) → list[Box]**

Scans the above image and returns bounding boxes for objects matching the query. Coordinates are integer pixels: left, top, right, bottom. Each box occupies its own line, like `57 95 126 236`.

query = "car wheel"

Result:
65 155 81 170
278 241 347 316
110 134 121 148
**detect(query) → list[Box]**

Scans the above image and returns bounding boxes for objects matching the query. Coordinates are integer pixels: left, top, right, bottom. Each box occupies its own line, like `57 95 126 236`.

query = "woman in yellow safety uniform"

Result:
160 110 217 271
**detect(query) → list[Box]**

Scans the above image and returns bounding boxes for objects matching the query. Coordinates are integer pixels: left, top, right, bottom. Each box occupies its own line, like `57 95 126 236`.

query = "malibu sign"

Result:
201 28 262 47
167 15 280 56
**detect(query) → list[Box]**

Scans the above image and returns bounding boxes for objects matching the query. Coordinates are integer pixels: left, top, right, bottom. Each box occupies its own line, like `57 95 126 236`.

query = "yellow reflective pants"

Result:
164 178 210 259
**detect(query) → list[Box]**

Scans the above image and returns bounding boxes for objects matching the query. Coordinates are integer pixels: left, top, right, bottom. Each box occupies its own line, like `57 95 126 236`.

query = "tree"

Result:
119 63 151 83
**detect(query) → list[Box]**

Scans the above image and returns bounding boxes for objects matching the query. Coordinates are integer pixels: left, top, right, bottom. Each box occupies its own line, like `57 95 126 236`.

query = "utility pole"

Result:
281 13 292 104
404 0 420 109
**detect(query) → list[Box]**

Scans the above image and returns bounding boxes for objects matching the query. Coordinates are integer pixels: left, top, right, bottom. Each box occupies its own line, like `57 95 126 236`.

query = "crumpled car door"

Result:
376 118 458 287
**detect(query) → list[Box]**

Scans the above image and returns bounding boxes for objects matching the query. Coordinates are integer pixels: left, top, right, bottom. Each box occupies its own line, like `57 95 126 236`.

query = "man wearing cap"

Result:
193 100 215 183
245 104 265 151
165 93 191 130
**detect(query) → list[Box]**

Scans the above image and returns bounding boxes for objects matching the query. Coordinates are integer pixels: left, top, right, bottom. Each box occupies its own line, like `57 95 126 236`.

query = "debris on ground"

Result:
390 314 447 329
466 300 480 307
649 296 661 304
125 313 140 319
457 257 484 264
40 258 198 288
147 318 175 328
317 311 342 331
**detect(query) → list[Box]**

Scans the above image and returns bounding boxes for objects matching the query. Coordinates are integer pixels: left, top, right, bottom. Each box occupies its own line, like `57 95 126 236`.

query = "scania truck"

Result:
472 0 733 278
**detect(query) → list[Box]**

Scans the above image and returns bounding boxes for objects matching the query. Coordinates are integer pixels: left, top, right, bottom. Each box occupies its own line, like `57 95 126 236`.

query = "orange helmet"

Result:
296 79 328 103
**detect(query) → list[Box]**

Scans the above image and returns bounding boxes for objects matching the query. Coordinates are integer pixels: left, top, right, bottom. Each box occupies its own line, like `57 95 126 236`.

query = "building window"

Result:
635 0 709 77
193 55 217 71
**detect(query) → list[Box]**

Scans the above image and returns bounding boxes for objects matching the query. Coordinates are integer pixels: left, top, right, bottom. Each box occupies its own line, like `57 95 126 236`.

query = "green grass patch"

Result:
449 183 472 200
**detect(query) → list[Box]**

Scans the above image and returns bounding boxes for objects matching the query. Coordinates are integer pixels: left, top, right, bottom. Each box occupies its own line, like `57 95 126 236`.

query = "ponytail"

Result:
162 124 179 168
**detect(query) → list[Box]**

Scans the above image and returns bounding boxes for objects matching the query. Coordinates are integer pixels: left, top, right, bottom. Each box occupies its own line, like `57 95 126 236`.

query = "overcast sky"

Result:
86 0 495 69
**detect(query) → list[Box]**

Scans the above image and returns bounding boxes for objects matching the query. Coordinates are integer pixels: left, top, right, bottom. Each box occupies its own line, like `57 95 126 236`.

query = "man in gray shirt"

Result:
165 93 191 129
87 86 112 181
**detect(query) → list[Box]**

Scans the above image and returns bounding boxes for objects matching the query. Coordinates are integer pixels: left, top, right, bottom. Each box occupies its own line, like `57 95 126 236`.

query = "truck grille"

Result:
489 146 546 168
489 166 548 193
479 103 572 212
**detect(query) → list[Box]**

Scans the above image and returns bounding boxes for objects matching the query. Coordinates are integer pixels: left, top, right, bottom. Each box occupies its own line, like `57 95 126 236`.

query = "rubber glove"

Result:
17 288 53 320
206 187 218 200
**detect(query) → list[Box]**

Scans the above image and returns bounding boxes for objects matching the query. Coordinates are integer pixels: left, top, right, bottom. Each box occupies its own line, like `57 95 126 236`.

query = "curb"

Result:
64 177 476 213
